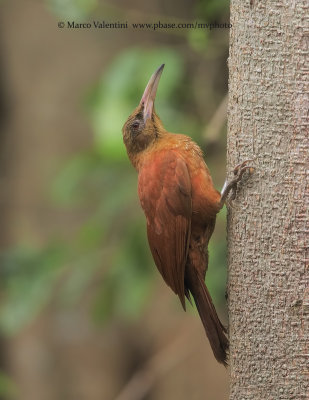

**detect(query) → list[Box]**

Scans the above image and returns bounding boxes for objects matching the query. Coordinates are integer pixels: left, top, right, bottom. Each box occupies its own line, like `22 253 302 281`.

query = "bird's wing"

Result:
138 151 192 309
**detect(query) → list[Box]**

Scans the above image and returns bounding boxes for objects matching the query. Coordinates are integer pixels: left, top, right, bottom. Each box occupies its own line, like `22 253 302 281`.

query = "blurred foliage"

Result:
46 0 98 19
0 244 66 334
0 0 230 337
0 372 17 398
195 0 229 20
187 26 209 53
45 0 229 24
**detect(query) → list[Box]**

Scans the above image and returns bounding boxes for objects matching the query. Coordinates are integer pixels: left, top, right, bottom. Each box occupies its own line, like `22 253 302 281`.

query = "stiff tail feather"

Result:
186 268 229 366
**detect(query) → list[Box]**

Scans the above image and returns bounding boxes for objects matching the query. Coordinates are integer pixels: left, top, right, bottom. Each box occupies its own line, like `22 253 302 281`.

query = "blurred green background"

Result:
0 0 230 399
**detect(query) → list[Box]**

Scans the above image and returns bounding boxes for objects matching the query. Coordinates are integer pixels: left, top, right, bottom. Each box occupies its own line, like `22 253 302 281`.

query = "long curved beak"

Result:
140 64 164 122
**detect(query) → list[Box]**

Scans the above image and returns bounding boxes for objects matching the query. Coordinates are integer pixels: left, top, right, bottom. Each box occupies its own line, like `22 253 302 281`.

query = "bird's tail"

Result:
186 267 229 366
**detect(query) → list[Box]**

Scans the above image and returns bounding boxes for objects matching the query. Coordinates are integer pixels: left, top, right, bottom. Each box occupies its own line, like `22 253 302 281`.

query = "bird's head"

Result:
122 64 165 158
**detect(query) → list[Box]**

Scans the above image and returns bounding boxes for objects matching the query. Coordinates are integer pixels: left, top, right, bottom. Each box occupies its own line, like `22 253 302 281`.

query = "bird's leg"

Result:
219 159 254 209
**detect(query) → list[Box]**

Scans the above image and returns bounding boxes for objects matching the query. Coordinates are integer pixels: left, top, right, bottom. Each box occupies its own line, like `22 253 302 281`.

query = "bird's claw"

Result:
233 159 255 179
219 159 255 208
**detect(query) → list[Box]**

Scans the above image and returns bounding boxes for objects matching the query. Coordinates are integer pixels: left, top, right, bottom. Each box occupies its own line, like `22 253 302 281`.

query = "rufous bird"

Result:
122 64 253 365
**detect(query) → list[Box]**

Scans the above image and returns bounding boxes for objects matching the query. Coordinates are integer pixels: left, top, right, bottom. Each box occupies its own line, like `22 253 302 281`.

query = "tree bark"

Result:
227 1 308 399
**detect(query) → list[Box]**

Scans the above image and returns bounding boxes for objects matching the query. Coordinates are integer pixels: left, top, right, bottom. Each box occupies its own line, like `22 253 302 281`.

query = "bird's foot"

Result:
219 159 255 209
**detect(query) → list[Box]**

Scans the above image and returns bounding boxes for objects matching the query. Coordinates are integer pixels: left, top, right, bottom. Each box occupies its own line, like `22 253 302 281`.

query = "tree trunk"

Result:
227 1 308 399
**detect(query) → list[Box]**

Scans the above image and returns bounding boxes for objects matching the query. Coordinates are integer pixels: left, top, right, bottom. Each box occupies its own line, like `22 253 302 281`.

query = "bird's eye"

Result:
132 121 140 129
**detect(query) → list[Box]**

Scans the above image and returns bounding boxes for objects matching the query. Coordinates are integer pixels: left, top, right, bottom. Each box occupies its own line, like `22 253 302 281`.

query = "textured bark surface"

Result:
227 1 308 399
